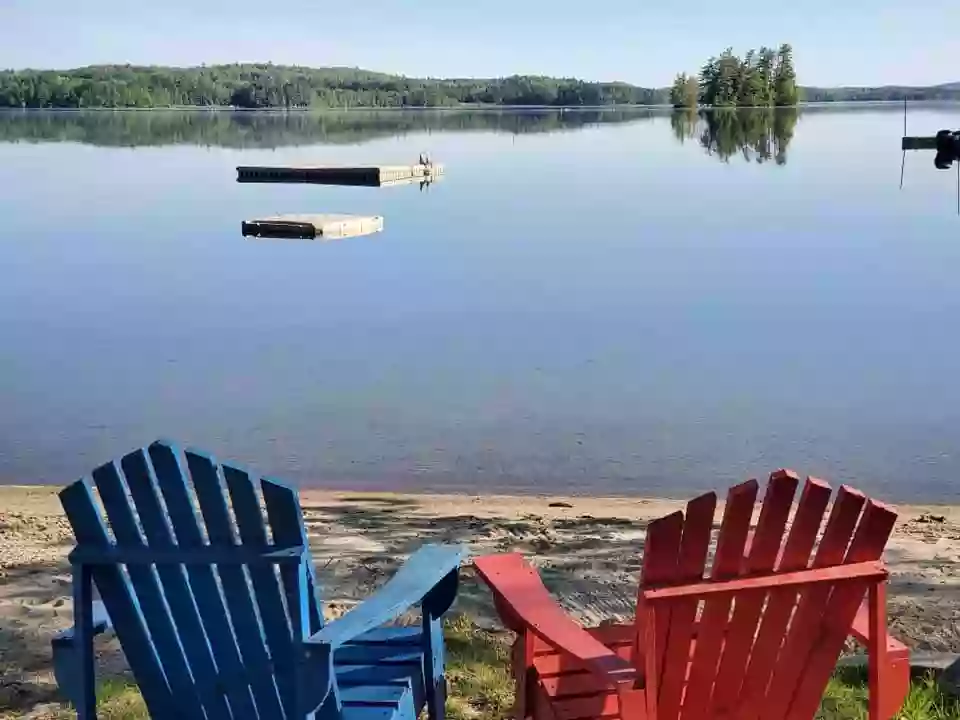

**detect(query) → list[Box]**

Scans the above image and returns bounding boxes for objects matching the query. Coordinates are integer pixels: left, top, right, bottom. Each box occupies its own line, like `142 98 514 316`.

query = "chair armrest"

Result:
643 561 886 602
473 554 635 687
51 600 113 648
306 544 466 649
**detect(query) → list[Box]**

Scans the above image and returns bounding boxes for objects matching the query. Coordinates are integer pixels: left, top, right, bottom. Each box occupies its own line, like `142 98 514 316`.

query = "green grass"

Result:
36 619 960 720
817 667 960 720
443 615 514 719
45 678 148 719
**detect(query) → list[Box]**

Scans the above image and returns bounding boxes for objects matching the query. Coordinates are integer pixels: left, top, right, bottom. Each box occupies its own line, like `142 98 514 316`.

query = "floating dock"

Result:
902 137 939 150
241 214 384 240
236 164 444 187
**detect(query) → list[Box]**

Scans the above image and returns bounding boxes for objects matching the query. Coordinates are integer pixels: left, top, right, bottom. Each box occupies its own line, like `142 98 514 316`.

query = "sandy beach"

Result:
2 484 959 716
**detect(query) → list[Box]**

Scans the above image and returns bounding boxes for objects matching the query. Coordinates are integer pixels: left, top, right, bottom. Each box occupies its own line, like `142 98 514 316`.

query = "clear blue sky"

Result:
2 0 957 87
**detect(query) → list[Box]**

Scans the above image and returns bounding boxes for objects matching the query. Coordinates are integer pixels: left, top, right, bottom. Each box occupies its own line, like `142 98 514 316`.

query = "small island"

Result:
670 44 798 108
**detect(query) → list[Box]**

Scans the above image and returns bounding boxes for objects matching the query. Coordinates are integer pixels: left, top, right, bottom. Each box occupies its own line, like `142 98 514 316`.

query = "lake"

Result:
2 106 959 502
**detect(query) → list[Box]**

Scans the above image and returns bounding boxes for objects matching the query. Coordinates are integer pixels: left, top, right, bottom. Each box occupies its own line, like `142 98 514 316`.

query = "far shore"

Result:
0 99 948 112
2 485 959 715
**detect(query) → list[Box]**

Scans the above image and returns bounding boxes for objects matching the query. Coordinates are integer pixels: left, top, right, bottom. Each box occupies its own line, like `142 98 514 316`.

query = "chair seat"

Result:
529 624 635 720
340 684 416 720
335 625 427 717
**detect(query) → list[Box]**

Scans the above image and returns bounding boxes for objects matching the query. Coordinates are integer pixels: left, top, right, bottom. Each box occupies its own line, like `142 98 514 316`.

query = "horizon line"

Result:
0 62 956 92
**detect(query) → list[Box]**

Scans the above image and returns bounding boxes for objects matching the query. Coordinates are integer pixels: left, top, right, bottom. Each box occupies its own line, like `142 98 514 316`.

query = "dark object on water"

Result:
901 131 960 169
900 101 960 213
935 130 960 170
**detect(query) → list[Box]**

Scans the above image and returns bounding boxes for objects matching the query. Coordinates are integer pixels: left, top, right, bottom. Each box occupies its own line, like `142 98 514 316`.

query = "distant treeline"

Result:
0 65 666 109
1 64 959 110
803 85 960 102
0 108 657 148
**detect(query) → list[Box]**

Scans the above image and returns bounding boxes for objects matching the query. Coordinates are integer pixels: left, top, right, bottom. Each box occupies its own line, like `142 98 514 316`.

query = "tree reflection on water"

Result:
670 107 799 165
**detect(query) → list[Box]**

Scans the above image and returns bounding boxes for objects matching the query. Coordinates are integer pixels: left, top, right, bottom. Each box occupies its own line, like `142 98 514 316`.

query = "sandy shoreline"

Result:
2 485 959 715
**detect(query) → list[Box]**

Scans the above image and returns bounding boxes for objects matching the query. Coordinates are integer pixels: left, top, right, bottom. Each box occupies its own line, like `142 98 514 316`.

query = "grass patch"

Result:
444 614 514 719
33 621 960 720
43 678 146 719
818 666 960 720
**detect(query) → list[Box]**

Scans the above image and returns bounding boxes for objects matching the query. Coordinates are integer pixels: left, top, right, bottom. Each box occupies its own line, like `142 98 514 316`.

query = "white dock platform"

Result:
241 214 384 240
236 164 444 187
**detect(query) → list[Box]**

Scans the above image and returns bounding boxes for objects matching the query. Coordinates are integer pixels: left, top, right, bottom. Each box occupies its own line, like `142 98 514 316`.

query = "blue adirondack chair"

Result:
51 440 466 719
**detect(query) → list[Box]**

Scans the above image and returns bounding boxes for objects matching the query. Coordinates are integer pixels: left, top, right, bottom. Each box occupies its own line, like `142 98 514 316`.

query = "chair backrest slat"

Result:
92 460 208 718
785 500 898 719
147 442 261 718
262 478 324 635
224 465 299 718
59 478 175 718
709 470 799 716
637 510 683 687
658 473 898 720
736 477 833 720
120 450 234 720
759 485 867 719
185 451 287 719
60 442 352 720
657 491 716 720
677 479 758 720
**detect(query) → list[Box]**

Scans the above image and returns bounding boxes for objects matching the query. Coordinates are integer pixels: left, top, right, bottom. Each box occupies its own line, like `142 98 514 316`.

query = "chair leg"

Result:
423 614 446 720
867 582 883 720
73 563 97 720
531 682 560 720
431 677 448 720
866 581 909 720
512 631 536 720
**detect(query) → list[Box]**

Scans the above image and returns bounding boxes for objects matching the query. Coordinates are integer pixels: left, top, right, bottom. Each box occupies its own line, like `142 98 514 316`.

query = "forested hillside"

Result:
0 65 666 108
1 63 957 109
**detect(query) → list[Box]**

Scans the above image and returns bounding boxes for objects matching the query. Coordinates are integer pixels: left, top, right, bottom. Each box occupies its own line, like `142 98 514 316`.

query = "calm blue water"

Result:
2 107 959 501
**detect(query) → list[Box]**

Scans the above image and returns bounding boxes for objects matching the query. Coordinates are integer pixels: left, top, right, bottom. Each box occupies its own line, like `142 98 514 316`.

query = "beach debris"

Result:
548 501 573 508
532 537 553 552
916 514 947 524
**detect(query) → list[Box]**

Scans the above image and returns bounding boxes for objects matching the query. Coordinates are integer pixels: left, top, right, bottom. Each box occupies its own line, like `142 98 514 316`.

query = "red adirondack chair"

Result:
473 470 910 720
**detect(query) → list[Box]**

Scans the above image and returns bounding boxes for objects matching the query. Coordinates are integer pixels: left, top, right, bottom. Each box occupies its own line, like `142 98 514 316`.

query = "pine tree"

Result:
682 74 698 108
671 72 699 108
774 43 799 106
670 73 687 107
715 48 740 106
738 50 766 106
756 47 777 107
699 57 719 106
